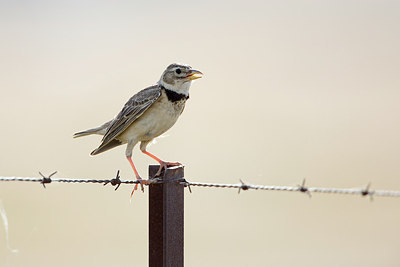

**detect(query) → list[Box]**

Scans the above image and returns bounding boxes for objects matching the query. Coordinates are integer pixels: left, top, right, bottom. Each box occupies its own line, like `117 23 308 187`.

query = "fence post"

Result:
149 165 184 267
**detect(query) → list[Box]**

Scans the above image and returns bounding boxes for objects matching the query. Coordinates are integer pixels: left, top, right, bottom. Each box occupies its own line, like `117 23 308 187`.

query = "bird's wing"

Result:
98 85 162 148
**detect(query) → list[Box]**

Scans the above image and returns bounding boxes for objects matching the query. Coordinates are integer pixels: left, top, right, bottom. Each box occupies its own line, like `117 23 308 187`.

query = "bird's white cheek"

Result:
158 78 191 96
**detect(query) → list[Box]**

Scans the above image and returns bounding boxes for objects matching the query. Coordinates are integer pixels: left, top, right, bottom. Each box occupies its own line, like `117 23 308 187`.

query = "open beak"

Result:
186 69 203 80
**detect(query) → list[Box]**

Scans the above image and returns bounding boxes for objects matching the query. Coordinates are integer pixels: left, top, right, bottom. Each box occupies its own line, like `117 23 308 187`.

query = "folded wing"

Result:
91 85 162 155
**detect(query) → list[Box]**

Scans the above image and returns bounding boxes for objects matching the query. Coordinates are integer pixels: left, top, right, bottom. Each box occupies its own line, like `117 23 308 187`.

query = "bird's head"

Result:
158 63 203 96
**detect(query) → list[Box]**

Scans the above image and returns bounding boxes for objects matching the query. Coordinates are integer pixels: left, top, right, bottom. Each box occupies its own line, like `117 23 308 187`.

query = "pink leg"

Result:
126 156 144 196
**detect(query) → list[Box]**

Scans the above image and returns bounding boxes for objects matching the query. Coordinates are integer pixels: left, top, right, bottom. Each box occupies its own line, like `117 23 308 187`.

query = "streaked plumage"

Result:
91 85 162 155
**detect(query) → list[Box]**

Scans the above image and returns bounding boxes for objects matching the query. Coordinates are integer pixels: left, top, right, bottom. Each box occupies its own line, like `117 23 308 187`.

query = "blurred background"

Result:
0 0 399 266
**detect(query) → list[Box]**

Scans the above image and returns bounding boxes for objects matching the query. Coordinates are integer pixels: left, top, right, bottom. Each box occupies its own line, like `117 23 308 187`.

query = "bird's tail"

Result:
73 120 112 138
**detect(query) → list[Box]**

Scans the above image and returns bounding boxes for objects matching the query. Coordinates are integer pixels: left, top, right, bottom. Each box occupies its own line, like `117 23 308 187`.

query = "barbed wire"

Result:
1 170 400 198
184 180 400 198
0 171 137 190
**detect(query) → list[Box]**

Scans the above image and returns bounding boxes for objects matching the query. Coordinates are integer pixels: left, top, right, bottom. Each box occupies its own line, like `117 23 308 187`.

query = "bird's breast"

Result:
118 92 186 142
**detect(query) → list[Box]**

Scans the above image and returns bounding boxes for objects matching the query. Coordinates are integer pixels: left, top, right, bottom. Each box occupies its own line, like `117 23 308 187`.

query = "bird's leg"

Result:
141 150 182 177
126 156 145 196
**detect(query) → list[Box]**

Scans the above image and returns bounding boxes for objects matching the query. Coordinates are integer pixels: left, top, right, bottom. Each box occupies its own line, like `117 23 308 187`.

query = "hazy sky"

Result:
0 1 400 266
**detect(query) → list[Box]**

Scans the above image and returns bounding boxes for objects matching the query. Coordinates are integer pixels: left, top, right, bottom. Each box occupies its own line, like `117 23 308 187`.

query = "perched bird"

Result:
73 63 203 194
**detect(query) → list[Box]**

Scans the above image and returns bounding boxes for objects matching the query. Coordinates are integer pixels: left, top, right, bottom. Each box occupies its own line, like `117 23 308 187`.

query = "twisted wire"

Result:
183 180 400 198
1 172 400 198
0 177 136 184
0 171 138 190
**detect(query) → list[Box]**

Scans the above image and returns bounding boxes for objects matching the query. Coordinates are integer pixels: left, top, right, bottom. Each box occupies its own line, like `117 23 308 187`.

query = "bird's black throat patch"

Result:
162 87 189 102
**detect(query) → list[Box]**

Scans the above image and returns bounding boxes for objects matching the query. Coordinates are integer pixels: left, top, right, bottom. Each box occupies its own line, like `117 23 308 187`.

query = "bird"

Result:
73 63 203 195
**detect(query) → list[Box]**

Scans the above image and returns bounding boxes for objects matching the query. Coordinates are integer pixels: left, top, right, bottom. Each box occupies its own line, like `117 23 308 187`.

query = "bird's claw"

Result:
146 178 159 184
154 162 183 177
138 179 145 192
130 177 145 197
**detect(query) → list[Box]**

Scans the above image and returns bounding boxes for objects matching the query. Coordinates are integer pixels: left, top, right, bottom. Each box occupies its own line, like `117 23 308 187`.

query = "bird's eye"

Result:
175 69 181 74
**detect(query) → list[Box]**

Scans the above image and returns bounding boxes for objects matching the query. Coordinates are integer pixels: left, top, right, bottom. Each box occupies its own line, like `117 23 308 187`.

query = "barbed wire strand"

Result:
0 171 400 198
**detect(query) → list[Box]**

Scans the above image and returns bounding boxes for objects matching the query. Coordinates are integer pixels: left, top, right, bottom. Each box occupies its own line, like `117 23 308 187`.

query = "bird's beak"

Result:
186 69 203 80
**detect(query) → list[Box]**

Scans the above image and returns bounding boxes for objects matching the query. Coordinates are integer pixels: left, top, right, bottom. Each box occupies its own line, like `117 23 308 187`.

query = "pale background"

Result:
0 0 399 266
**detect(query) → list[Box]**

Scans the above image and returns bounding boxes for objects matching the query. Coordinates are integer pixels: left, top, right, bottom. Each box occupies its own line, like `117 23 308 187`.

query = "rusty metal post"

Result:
149 165 184 267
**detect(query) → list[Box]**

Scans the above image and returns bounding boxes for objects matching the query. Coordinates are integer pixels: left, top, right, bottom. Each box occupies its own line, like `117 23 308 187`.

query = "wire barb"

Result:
238 179 249 194
297 179 311 198
361 183 374 201
103 170 122 190
38 171 57 188
180 178 192 193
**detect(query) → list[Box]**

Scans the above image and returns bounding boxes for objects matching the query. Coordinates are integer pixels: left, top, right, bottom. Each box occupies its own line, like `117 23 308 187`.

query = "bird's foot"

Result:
145 177 160 184
155 161 183 177
130 177 160 197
